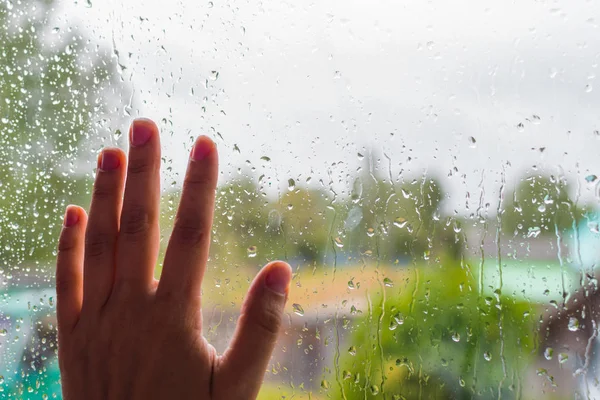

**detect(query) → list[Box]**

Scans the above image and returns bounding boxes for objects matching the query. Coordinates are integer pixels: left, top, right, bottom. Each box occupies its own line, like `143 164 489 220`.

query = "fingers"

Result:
56 206 88 333
217 261 292 398
83 148 126 309
115 118 161 290
158 136 218 302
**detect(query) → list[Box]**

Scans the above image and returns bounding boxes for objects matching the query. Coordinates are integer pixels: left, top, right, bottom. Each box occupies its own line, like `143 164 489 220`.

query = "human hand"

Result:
55 118 292 399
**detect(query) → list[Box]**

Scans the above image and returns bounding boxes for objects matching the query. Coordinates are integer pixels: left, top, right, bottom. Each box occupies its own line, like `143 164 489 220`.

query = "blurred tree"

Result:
0 0 118 268
333 263 536 399
340 151 462 264
502 174 581 237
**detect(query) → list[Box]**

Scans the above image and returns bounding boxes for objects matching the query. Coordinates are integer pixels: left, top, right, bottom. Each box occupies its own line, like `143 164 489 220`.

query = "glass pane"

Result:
1 0 599 398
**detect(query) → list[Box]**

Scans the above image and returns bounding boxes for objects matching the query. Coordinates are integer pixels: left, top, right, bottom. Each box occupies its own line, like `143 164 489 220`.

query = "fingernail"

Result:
130 118 154 147
191 136 213 161
64 206 79 227
98 149 120 171
265 262 292 295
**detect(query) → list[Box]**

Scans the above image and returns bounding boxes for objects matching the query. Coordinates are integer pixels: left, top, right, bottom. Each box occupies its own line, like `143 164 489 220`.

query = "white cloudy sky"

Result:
56 0 600 215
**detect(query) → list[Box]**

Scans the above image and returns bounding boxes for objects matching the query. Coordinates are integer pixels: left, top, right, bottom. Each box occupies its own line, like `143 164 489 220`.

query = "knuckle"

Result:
85 230 113 258
248 300 283 337
92 180 115 201
55 271 75 296
171 217 206 247
57 234 75 253
185 172 216 191
127 156 154 176
120 205 151 239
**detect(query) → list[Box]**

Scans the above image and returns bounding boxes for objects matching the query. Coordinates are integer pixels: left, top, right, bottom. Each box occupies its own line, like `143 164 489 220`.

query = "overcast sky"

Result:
56 0 600 216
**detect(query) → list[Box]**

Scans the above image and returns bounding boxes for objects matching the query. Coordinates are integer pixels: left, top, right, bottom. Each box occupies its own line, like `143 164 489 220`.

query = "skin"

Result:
55 118 292 400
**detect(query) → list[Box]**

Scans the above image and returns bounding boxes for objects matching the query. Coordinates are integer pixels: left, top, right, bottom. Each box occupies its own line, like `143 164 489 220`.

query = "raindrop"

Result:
558 353 569 363
468 136 476 147
348 346 357 356
484 352 492 361
366 227 375 237
588 222 599 234
321 379 330 390
347 279 356 290
370 385 380 395
586 175 597 183
344 206 363 230
293 303 305 316
334 237 344 248
393 217 407 228
451 332 460 342
209 71 219 81
260 156 271 162
85 0 92 7
351 178 363 203
544 347 554 360
113 129 122 141
568 317 580 331
0 329 6 336
287 178 296 191
357 152 364 160
383 277 394 287
527 226 541 238
247 245 257 258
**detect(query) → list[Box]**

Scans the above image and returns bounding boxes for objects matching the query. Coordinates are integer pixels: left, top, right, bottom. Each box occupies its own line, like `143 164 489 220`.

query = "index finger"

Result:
157 136 218 304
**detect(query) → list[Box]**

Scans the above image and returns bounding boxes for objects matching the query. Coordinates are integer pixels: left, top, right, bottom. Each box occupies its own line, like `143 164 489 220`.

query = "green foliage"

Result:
341 169 463 264
333 262 536 399
0 0 117 265
502 174 581 237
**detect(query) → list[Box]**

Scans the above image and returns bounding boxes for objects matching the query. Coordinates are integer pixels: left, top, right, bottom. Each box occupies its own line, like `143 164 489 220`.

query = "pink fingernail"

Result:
64 206 80 227
191 136 214 161
265 262 292 295
130 118 155 147
99 149 120 171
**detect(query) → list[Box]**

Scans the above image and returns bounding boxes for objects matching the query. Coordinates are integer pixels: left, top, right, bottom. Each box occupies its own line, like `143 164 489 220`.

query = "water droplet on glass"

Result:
527 226 541 238
468 136 476 147
451 332 460 342
588 222 599 234
287 178 296 191
247 245 257 258
544 347 554 360
0 329 6 337
383 277 394 287
260 156 271 162
484 352 492 361
334 237 344 248
568 316 580 331
586 174 597 183
293 303 305 316
370 385 380 395
348 346 357 356
366 227 375 237
347 279 356 290
357 152 364 160
209 71 219 81
558 353 569 363
393 217 407 228
321 379 330 390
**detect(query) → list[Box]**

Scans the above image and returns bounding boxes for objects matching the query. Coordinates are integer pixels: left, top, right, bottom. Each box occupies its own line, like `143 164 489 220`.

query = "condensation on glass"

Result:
1 0 600 398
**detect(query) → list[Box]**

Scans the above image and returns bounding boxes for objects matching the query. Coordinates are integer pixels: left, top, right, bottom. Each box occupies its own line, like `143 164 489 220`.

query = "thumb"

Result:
216 261 292 398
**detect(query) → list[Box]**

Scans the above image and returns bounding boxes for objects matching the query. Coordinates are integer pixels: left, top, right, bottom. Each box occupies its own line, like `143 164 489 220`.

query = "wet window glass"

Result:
1 0 600 398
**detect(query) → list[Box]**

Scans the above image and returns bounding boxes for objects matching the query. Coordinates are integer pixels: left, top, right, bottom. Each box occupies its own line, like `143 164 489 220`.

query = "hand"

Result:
55 118 292 400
